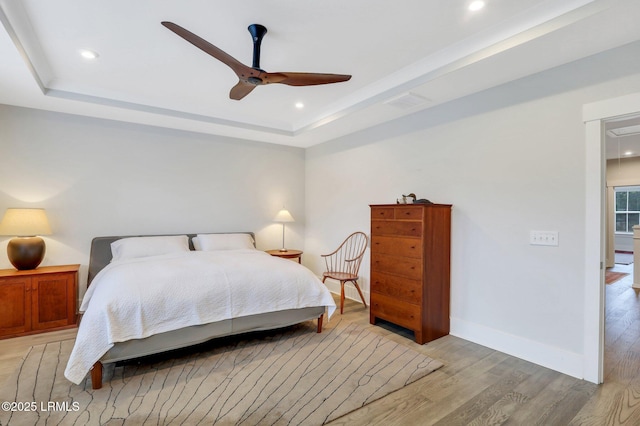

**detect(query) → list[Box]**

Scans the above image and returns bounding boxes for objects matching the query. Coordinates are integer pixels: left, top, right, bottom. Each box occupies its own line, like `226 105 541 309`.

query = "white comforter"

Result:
64 249 336 384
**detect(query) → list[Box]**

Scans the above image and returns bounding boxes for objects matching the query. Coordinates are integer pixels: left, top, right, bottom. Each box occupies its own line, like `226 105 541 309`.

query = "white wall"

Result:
0 105 306 297
4 40 640 380
614 234 633 252
305 42 640 378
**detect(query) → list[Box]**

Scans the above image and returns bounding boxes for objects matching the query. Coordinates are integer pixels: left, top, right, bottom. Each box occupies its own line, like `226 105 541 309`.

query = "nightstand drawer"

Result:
371 221 422 237
371 253 422 280
371 272 422 304
371 235 422 258
370 293 421 330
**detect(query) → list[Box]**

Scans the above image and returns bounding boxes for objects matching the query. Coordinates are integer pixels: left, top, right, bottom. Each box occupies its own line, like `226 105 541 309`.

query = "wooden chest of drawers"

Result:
370 204 452 344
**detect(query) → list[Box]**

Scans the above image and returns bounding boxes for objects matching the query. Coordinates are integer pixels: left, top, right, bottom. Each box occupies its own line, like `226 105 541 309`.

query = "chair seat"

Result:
323 271 358 281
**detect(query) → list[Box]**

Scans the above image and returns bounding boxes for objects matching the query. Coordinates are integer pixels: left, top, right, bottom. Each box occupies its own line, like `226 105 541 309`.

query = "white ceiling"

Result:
1 0 640 148
606 115 640 160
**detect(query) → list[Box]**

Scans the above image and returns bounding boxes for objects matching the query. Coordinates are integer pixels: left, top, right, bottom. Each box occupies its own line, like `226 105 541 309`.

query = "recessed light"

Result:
469 1 485 11
625 151 634 156
295 102 304 109
79 49 99 60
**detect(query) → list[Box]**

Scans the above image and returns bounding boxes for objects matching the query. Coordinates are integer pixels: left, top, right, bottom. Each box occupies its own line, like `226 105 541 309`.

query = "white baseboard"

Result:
450 316 585 380
321 276 584 378
322 281 584 379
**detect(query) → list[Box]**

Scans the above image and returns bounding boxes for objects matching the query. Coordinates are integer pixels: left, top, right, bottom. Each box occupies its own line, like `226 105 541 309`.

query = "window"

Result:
615 186 640 233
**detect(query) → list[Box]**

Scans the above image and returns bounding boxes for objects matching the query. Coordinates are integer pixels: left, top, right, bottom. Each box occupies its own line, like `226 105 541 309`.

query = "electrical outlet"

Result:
530 230 559 246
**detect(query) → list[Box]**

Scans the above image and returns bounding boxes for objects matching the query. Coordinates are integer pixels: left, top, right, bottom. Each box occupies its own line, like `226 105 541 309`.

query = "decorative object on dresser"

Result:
0 208 52 270
398 193 433 204
266 248 303 263
321 232 368 314
370 204 452 344
0 264 79 339
273 208 295 252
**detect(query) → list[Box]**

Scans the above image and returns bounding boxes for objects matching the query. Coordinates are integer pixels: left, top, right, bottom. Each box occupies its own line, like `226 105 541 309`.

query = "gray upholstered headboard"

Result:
87 232 255 286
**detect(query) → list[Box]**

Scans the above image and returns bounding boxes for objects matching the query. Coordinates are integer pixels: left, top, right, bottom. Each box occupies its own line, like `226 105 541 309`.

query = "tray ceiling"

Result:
1 0 640 147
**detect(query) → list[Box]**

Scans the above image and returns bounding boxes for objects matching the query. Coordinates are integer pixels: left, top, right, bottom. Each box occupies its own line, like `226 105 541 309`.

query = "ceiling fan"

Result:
161 22 352 100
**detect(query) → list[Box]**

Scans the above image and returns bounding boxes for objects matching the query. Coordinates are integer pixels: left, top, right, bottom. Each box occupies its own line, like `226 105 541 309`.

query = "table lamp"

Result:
273 208 294 252
0 208 52 270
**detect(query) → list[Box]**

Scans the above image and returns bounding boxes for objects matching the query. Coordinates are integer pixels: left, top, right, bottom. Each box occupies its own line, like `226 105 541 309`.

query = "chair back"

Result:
323 232 368 276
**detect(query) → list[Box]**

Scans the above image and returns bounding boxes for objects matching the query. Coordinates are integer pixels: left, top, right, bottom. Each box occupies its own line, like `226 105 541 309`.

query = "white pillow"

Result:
111 235 190 261
194 233 255 251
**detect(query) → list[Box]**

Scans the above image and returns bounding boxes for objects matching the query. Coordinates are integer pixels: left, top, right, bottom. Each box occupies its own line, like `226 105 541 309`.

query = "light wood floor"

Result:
1 266 639 425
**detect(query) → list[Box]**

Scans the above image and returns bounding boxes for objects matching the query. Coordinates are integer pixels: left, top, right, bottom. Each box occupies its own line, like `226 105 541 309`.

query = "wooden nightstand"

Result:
266 249 303 263
0 264 79 339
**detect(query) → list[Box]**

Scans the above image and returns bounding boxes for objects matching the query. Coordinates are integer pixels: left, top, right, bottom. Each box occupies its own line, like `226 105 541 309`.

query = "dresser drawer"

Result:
371 253 422 280
394 207 423 220
371 235 422 259
371 207 395 219
371 293 421 330
371 221 422 237
371 272 422 304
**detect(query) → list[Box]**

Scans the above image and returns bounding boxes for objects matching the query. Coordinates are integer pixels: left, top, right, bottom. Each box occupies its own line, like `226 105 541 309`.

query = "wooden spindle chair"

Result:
321 232 368 314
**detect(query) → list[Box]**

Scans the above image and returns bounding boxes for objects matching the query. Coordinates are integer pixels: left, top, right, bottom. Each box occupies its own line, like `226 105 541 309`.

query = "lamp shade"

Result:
273 209 295 223
0 208 52 236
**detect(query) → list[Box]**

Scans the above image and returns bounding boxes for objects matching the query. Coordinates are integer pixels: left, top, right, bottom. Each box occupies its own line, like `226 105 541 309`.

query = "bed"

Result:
64 232 336 389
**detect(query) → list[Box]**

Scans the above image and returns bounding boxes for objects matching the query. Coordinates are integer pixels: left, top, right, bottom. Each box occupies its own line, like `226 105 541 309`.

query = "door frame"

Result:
583 91 640 383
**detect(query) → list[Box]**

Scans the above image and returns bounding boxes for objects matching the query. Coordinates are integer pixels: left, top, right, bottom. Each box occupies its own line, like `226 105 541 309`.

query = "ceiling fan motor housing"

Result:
248 24 267 70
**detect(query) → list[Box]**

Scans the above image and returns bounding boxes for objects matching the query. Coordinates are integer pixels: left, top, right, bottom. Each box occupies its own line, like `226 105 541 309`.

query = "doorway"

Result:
584 92 640 384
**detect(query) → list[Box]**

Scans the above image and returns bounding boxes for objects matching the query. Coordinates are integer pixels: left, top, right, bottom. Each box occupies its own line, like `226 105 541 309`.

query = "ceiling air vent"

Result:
607 124 640 137
384 93 429 110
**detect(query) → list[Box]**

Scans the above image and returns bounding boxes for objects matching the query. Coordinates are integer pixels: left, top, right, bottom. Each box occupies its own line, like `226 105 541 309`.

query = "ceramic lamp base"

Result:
7 236 46 270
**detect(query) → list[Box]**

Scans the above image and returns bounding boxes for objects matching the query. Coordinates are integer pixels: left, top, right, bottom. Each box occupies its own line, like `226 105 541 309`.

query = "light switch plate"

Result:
530 230 559 246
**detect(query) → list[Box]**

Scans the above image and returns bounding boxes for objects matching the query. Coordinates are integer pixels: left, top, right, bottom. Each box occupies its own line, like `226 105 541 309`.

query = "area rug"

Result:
605 270 629 285
0 318 441 426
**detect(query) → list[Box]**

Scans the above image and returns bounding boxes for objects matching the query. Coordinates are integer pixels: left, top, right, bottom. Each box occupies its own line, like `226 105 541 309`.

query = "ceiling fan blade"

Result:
229 80 257 100
161 21 253 79
268 72 352 87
